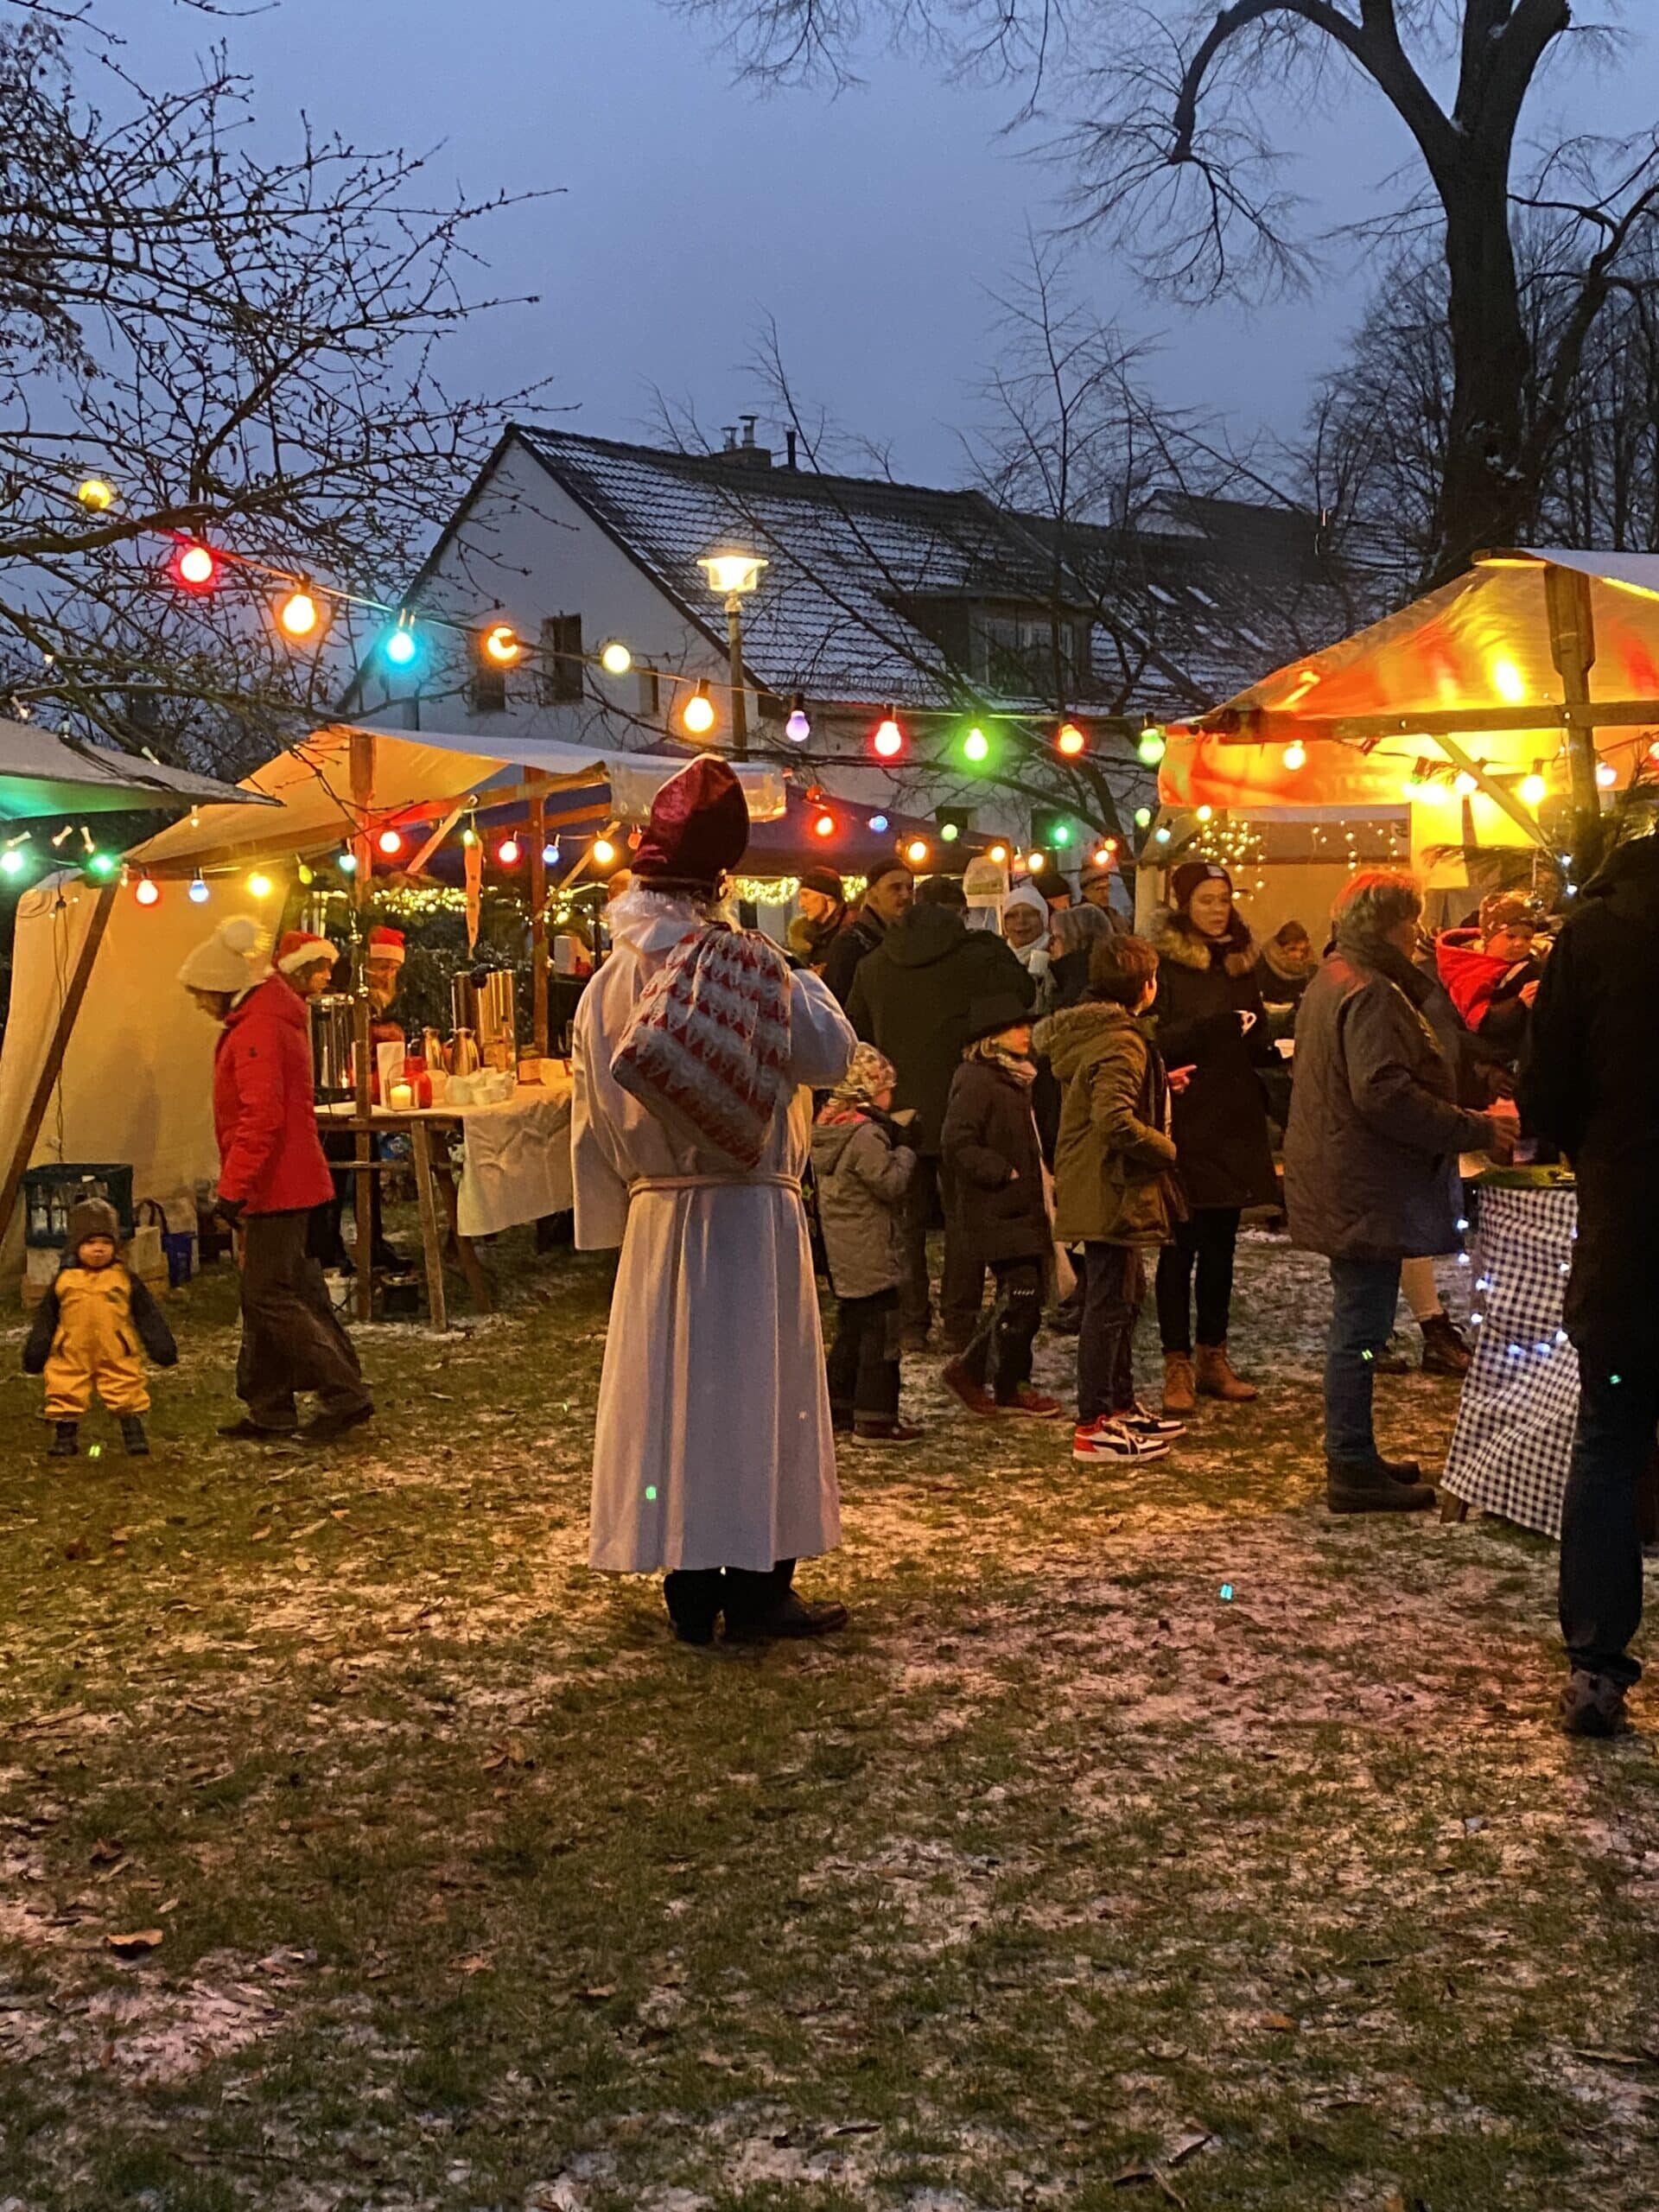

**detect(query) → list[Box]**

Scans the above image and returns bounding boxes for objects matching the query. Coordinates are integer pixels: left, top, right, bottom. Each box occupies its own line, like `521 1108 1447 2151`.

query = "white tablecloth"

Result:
320 1081 575 1239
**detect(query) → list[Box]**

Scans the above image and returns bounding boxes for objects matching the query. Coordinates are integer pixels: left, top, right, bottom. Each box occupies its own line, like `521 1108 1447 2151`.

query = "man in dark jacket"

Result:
848 880 1033 1344
1285 871 1510 1513
1519 830 1659 1737
820 858 914 1007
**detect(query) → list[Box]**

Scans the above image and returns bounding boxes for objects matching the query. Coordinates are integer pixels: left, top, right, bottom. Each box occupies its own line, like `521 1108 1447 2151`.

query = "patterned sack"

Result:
612 923 792 1169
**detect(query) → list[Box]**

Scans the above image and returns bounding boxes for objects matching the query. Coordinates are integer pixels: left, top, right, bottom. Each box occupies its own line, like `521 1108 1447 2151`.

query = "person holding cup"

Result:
1148 861 1278 1413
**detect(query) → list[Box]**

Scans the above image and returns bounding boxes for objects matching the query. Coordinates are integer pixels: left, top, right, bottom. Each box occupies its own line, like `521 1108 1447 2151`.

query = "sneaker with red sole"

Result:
942 1361 1000 1418
1072 1416 1171 1463
1001 1387 1063 1420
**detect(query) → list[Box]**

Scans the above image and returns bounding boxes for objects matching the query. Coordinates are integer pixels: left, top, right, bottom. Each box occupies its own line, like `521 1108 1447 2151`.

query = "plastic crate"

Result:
22 1163 136 1249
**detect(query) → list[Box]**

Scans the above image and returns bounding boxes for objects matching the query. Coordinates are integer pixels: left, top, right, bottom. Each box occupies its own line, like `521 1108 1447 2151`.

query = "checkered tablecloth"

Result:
1441 1185 1580 1537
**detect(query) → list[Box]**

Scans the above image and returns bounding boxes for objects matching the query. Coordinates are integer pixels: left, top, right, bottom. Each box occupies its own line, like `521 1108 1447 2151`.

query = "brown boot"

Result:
1196 1344 1257 1402
1162 1353 1197 1415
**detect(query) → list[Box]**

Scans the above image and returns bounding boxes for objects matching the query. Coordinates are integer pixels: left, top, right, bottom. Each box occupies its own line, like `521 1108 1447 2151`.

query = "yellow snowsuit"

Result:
41 1266 152 1419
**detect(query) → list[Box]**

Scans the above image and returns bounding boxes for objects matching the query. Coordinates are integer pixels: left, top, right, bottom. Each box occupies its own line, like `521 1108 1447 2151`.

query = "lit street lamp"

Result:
697 552 766 760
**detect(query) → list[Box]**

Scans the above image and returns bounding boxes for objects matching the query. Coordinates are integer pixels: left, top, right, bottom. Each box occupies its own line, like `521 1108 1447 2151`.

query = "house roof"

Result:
514 428 1363 723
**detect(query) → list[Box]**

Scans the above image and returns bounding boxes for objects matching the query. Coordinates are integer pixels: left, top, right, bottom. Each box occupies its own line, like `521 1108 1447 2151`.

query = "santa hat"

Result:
276 928 340 976
367 925 406 967
632 755 750 893
177 915 270 994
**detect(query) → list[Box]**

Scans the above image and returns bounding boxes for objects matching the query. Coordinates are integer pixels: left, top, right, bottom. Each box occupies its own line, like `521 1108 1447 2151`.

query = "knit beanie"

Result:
66 1196 120 1253
1170 860 1232 912
177 915 270 994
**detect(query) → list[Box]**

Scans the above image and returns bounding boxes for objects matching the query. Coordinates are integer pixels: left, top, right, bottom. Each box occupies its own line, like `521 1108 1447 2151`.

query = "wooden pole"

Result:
349 730 375 1322
0 880 118 1250
528 771 549 1056
1544 562 1603 848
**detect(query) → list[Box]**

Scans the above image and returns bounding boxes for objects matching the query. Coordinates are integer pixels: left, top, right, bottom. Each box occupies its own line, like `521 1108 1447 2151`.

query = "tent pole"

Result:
1544 563 1603 848
528 772 549 1056
0 880 118 1252
350 731 375 1324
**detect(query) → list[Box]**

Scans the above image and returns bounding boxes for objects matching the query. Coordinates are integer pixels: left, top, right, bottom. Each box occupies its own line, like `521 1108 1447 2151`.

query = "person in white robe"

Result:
571 757 856 1643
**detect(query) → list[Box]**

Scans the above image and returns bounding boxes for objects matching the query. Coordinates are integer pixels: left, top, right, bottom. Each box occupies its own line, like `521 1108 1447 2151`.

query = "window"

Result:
468 665 508 714
638 668 660 720
973 608 1090 695
538 613 584 705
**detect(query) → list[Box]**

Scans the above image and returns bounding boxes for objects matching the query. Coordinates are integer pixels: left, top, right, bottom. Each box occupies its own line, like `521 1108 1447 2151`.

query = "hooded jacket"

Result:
23 1201 178 1378
1036 1001 1181 1248
213 976 335 1215
1147 907 1278 1211
1434 929 1542 1071
846 905 1033 1153
819 905 886 1007
810 1111 917 1300
1519 834 1659 1368
940 1053 1051 1264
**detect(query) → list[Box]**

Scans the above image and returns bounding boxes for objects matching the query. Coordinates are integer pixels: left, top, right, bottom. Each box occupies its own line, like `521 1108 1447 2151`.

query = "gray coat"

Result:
811 1113 917 1300
1284 944 1493 1262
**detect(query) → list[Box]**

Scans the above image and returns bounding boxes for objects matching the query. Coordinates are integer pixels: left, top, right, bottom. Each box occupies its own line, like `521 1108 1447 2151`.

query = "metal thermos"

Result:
310 995 357 1102
450 1029 481 1077
452 969 517 1069
422 1027 447 1071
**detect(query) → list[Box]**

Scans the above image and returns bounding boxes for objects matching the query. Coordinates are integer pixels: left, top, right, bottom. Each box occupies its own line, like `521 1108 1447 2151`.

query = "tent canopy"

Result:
0 720 273 820
130 723 788 877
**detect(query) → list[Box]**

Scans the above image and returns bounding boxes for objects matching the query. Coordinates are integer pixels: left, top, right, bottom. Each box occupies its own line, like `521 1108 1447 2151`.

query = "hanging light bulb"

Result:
0 847 24 880
134 876 160 907
868 813 890 834
172 542 219 591
86 850 118 879
1057 721 1087 758
483 621 522 666
1196 804 1214 823
277 588 321 639
962 725 990 766
988 843 1009 866
377 827 404 857
461 824 478 849
338 849 359 874
872 708 905 760
1520 761 1548 807
1596 759 1618 789
905 837 930 866
812 810 836 840
940 822 960 843
76 475 117 512
497 836 521 867
1281 741 1307 772
247 871 273 899
599 639 633 677
1154 827 1173 845
785 692 811 744
1091 844 1115 868
188 874 210 904
383 617 418 669
297 862 315 887
542 842 561 867
1137 727 1166 766
592 837 618 868
1134 806 1153 829
682 682 716 737
1026 849 1047 874
1454 768 1479 798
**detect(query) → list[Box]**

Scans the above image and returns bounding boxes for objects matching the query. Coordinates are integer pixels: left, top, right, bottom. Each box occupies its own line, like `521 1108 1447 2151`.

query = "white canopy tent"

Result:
0 719 268 821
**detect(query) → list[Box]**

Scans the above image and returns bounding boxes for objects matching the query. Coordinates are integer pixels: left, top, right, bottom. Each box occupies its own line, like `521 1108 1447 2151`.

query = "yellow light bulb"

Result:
484 622 522 665
1491 658 1527 706
905 838 929 865
278 589 320 639
592 838 617 868
1521 766 1548 806
76 476 116 512
1454 770 1479 798
1282 741 1307 772
599 639 632 677
247 871 272 899
682 688 716 737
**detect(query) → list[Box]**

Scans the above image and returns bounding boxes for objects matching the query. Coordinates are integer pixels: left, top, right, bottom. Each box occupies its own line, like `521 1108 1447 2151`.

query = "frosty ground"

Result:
1 1232 1656 2212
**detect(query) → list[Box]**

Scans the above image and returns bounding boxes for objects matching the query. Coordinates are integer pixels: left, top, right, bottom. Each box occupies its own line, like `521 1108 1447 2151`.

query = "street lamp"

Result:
697 552 766 760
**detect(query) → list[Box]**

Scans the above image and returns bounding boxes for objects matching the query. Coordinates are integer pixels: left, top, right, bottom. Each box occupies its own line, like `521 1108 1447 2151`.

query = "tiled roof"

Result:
516 428 1366 721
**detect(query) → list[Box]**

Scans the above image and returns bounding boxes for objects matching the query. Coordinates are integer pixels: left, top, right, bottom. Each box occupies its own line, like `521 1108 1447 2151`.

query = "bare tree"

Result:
674 0 1659 586
0 6 548 775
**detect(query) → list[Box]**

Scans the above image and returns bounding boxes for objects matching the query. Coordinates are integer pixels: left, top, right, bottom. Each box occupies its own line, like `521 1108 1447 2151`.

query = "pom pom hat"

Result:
632 755 751 895
177 914 270 994
276 928 339 976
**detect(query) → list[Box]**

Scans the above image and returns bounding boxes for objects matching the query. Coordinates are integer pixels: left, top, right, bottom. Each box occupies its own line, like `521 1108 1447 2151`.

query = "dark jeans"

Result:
1559 1362 1659 1688
238 1209 372 1432
899 1154 984 1343
1155 1207 1242 1352
827 1288 901 1423
957 1259 1043 1403
1323 1255 1402 1465
664 1560 794 1638
1078 1243 1145 1424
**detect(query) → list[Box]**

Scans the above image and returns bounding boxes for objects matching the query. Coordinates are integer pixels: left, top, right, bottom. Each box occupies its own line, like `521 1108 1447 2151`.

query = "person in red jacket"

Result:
178 916 372 1444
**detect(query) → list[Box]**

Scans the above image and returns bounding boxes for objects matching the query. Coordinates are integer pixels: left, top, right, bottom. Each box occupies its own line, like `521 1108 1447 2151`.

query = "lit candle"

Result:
388 1081 414 1111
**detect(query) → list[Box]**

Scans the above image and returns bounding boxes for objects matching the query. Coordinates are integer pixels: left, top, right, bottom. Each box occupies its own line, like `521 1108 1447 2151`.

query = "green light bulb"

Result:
963 726 989 765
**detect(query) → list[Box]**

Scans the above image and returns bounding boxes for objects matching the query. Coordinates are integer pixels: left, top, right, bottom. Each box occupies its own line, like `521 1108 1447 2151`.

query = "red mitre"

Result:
632 756 750 892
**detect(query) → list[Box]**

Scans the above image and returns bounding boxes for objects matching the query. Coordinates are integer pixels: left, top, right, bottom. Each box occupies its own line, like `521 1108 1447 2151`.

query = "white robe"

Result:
571 891 856 1573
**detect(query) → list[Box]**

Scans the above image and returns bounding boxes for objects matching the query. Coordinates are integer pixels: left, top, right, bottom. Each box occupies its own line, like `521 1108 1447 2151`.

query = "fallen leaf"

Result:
453 1952 493 1975
1167 2130 1212 2166
1262 2012 1299 2032
575 1985 616 2004
105 1928 163 1955
157 1896 180 1916
88 1838 124 1866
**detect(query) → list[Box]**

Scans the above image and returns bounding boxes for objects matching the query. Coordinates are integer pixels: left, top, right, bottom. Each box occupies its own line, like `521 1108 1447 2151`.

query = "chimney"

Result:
727 414 772 469
741 415 758 447
722 424 739 453
785 428 798 470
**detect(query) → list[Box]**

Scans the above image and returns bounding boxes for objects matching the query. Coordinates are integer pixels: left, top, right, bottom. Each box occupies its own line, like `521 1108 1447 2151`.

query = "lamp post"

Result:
697 553 766 761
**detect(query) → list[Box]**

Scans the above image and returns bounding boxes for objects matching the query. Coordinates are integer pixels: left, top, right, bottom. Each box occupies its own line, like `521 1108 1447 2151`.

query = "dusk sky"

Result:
139 1 1655 489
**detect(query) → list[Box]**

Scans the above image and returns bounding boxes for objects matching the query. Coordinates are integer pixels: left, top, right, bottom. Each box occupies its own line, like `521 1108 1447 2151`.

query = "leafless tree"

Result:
673 0 1659 587
0 5 548 775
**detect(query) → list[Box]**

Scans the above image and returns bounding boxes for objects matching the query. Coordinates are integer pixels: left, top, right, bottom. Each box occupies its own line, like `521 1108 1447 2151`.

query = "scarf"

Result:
818 1043 898 1127
612 921 792 1169
987 1042 1038 1090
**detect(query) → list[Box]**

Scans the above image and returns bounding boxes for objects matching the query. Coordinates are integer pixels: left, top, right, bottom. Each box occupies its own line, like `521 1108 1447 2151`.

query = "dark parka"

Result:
847 906 1033 1154
1147 909 1278 1211
1519 834 1659 1371
810 1112 917 1300
1036 1001 1181 1249
819 907 886 1008
1285 940 1494 1262
940 1056 1050 1265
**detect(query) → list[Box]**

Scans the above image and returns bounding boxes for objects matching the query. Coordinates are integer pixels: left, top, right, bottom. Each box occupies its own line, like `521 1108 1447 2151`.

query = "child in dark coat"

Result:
23 1197 178 1456
940 995 1063 1420
811 1045 924 1444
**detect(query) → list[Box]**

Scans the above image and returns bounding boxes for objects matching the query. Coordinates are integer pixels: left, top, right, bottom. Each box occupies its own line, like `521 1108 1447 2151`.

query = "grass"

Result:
1 1225 1656 2211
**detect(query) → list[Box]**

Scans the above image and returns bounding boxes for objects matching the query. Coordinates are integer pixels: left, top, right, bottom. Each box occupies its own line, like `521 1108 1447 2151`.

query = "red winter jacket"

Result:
1434 930 1528 1032
213 976 334 1214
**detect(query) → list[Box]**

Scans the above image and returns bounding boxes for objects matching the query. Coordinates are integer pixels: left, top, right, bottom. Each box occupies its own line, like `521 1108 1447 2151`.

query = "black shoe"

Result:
1326 1459 1436 1514
370 1243 405 1273
296 1402 374 1444
1560 1669 1630 1738
119 1415 149 1456
725 1592 849 1642
48 1421 79 1458
663 1570 723 1646
218 1416 297 1441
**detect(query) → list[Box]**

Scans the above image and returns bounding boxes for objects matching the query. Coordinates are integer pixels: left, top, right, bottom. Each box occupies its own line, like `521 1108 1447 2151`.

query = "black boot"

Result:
1420 1312 1472 1376
48 1421 78 1458
663 1568 723 1647
119 1414 149 1456
1326 1459 1436 1514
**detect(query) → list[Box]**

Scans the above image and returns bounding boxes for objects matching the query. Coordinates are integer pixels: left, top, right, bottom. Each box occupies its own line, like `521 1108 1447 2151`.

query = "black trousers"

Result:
957 1259 1043 1402
238 1209 371 1431
1155 1206 1242 1353
1559 1360 1659 1689
826 1288 901 1423
664 1560 793 1637
899 1154 983 1342
1077 1243 1144 1423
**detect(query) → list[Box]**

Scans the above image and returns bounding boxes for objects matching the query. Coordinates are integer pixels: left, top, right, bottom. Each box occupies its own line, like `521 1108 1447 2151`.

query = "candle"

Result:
388 1081 414 1111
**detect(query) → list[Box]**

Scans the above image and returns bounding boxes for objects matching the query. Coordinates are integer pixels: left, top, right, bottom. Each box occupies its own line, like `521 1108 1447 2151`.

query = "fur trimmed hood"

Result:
1257 936 1318 988
1150 905 1256 980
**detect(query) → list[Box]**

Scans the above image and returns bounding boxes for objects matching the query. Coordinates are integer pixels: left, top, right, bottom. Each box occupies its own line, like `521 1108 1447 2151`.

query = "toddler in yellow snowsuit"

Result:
22 1198 177 1456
